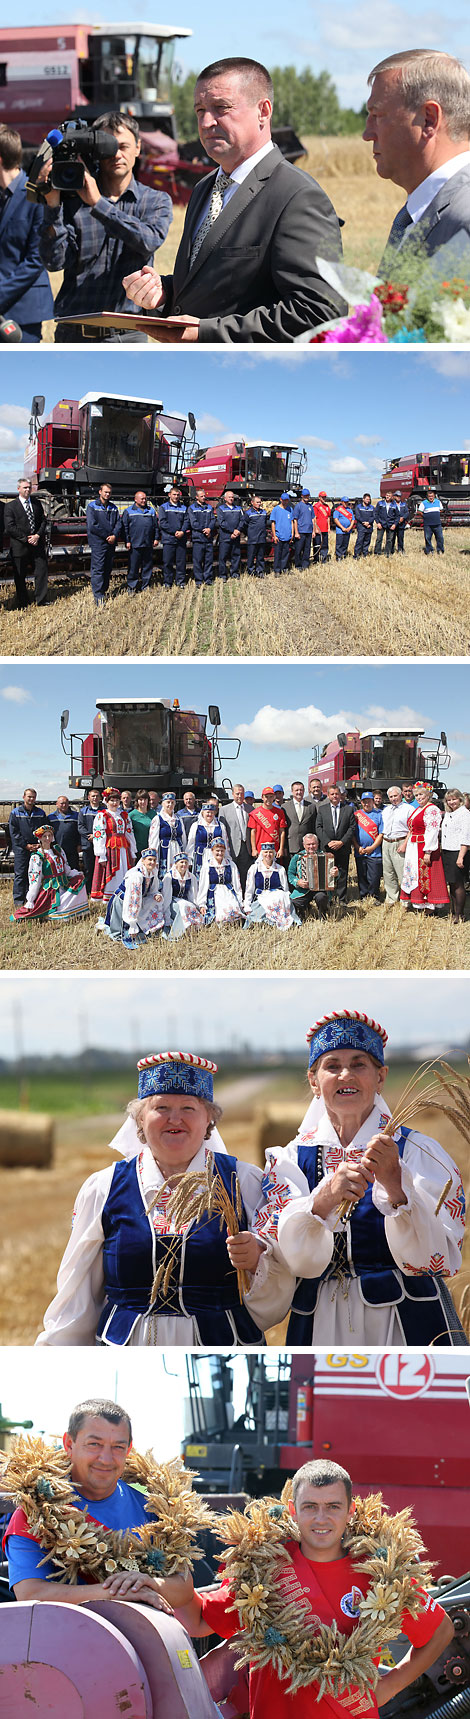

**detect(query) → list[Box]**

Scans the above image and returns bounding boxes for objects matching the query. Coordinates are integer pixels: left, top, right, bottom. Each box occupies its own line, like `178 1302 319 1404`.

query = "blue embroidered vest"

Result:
286 1128 455 1348
192 819 223 878
254 867 282 894
97 1152 263 1346
205 862 236 914
157 814 184 877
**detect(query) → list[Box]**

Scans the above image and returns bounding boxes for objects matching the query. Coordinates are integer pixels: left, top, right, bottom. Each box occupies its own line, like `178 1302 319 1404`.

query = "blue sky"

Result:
0 1347 251 1452
4 2 469 109
1 660 469 800
1 971 469 1059
1 349 470 497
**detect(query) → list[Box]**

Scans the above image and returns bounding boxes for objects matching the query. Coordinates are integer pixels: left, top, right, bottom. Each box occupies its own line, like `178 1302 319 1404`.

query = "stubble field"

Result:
2 875 469 971
1 533 469 658
0 1063 469 1345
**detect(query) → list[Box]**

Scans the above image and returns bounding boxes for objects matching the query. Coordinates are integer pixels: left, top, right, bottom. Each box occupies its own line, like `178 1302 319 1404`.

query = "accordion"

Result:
298 851 336 892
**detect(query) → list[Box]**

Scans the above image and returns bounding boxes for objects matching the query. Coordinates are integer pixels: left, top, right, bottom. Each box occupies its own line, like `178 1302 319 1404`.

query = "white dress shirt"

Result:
407 150 470 223
234 802 247 837
192 139 274 238
382 802 411 841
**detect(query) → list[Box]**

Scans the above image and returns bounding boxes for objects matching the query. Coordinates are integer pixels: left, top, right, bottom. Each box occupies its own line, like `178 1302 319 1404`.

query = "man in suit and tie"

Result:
0 126 53 342
123 55 346 343
363 50 470 273
220 784 252 891
4 479 49 608
314 785 357 904
283 781 317 858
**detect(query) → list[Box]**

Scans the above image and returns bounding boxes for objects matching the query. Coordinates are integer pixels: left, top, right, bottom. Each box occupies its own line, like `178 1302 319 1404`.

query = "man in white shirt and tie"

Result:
220 783 252 889
381 785 412 902
4 477 49 608
315 785 357 904
122 55 346 343
363 50 470 274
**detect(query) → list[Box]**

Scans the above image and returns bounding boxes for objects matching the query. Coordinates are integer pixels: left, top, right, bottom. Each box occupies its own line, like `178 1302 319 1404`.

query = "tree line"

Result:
171 66 366 141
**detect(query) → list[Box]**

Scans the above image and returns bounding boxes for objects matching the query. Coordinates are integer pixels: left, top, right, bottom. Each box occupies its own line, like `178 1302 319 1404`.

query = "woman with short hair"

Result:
440 788 470 923
130 788 153 856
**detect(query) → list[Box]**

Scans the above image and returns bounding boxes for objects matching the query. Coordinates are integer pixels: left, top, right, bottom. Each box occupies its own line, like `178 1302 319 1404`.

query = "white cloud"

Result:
302 435 336 450
236 702 428 749
0 406 30 429
355 434 382 445
0 685 33 705
424 354 470 380
329 455 366 473
194 413 230 436
0 427 20 450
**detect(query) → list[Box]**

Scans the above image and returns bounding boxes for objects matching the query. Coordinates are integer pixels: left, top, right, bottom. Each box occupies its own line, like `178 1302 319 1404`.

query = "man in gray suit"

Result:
363 50 470 273
283 781 316 857
123 56 346 343
220 783 252 890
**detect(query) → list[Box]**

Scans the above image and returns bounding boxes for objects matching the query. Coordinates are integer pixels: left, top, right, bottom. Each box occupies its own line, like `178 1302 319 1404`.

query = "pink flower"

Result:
321 295 388 344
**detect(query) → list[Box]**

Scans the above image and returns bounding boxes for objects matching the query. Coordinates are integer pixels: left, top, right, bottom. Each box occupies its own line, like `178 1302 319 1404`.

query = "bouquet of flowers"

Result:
298 238 470 344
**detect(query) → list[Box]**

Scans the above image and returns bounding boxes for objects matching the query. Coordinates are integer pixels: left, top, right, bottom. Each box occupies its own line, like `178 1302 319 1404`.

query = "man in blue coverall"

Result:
354 493 375 557
390 490 409 553
269 492 293 574
185 488 215 586
217 489 244 581
332 498 355 559
354 789 384 900
293 488 314 569
158 486 188 588
8 787 46 906
374 496 400 556
86 483 121 606
242 494 268 577
121 490 157 593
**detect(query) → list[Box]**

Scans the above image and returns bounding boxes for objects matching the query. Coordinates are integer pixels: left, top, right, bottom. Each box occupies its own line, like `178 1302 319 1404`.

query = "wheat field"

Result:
1 532 469 658
2 876 469 972
40 137 402 341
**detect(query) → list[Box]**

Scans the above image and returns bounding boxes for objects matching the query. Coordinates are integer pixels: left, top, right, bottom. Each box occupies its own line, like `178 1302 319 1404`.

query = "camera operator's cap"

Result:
137 1051 218 1101
306 1010 388 1069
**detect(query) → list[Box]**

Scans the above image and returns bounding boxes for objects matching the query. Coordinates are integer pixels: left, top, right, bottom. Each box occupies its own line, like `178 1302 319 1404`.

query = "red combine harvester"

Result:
380 452 470 527
308 726 450 798
0 23 307 204
183 437 308 503
182 1351 470 1580
60 696 241 800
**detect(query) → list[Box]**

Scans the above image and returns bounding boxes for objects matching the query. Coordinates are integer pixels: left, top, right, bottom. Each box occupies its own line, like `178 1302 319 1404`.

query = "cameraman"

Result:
38 112 172 342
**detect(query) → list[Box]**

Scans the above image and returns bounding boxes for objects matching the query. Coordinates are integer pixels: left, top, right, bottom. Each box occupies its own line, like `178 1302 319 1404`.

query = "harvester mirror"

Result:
60 709 70 736
337 732 347 748
188 411 196 433
208 706 221 727
441 731 448 746
31 395 45 418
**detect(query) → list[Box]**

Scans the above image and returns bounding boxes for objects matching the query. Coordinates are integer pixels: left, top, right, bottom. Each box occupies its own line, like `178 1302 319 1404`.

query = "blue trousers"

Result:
273 539 291 572
423 519 444 554
355 850 383 899
313 531 329 562
127 545 153 590
89 540 115 600
162 538 186 587
218 533 241 578
192 538 213 584
354 524 373 557
294 531 312 569
335 530 350 559
246 539 266 575
12 847 30 905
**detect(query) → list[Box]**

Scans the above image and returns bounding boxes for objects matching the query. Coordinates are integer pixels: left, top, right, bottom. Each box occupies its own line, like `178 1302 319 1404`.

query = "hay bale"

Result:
255 1103 303 1160
0 1109 54 1167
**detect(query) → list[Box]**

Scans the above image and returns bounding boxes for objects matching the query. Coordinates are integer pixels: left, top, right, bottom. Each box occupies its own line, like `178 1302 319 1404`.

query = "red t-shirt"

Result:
198 1547 445 1719
247 805 288 855
314 502 331 531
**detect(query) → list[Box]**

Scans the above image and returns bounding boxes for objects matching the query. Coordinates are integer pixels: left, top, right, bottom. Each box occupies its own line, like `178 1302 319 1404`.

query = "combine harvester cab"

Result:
381 452 470 527
308 725 451 798
184 437 308 505
61 696 241 800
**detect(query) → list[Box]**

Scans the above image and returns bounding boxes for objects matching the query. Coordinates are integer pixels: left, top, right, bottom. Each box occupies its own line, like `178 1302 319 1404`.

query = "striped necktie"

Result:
190 170 234 267
25 499 35 530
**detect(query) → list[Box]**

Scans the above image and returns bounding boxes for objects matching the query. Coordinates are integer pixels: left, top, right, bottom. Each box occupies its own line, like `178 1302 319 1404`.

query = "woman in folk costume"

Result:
186 802 226 880
37 1051 298 1348
244 841 300 931
99 849 166 949
197 835 244 925
148 791 187 882
90 787 136 904
162 853 204 940
272 1011 466 1346
400 782 450 913
12 824 88 923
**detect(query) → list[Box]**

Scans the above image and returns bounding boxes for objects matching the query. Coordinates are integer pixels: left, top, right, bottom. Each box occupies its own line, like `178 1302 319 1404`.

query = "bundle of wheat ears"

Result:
147 1149 250 1306
216 1487 434 1698
337 1056 470 1223
0 1438 215 1585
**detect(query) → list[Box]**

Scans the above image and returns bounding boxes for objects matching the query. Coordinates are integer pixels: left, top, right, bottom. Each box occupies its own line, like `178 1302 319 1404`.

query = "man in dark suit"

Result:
4 479 49 608
123 56 346 343
363 51 470 274
315 785 357 903
283 781 316 857
220 784 252 890
0 125 53 341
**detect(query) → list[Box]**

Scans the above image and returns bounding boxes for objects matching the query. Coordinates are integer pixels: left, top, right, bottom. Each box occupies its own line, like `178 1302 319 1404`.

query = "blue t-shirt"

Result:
356 807 384 849
7 1479 149 1587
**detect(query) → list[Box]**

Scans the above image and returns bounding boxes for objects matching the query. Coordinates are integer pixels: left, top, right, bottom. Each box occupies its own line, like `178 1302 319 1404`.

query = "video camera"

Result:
26 119 118 203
